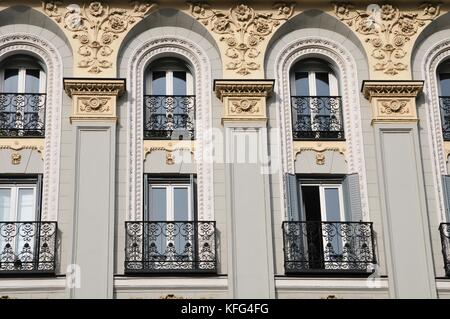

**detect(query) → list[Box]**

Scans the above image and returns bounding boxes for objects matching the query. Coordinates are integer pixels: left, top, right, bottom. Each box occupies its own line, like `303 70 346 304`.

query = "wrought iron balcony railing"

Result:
291 96 344 140
125 221 216 274
439 97 450 140
0 93 46 137
0 221 57 275
143 95 195 140
282 221 376 275
439 223 450 277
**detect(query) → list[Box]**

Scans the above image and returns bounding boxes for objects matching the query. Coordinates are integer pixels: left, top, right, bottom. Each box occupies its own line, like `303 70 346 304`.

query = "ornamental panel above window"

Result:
0 55 46 138
143 58 195 140
290 58 344 140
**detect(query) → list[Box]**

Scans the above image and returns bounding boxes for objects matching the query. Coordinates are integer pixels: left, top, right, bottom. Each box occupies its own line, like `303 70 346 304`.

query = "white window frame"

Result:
0 62 46 135
0 67 46 94
300 183 345 222
0 185 37 222
145 69 193 96
149 183 192 222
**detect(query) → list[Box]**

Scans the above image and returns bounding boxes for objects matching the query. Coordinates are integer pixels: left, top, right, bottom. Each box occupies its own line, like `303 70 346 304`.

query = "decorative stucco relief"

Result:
42 1 156 76
362 81 423 122
0 139 45 159
334 2 440 78
64 78 125 121
215 80 273 122
189 2 294 76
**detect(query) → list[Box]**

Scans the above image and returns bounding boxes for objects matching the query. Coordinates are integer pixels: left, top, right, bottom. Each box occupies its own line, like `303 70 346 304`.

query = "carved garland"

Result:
275 37 369 220
127 36 214 221
189 2 294 76
43 1 156 74
334 2 440 75
423 39 450 222
0 33 63 221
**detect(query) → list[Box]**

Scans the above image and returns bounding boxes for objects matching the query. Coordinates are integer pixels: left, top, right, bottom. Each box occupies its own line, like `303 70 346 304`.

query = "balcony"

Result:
282 221 376 275
143 95 195 140
439 223 450 276
0 221 57 275
125 221 216 274
439 97 450 140
291 96 344 140
0 93 46 137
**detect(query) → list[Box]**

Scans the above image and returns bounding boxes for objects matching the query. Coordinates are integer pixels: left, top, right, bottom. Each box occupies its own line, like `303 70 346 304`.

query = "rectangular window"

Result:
0 184 38 222
299 182 345 222
146 182 193 222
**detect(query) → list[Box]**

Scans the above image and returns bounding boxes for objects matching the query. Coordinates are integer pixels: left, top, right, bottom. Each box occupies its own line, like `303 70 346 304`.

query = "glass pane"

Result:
25 69 41 93
151 71 166 95
173 187 189 221
315 72 330 96
173 71 187 96
17 188 35 221
440 73 450 96
323 187 343 261
295 72 309 96
149 187 167 221
0 189 11 221
324 187 341 222
4 69 19 93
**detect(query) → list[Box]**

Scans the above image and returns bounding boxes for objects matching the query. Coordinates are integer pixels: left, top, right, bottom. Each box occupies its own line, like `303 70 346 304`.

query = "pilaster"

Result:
363 80 437 298
64 78 124 299
215 79 275 298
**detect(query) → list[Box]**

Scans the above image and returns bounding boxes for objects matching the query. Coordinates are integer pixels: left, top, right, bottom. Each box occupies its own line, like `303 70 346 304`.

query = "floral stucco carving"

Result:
42 1 156 74
381 100 408 114
189 2 294 76
231 99 259 113
334 2 440 76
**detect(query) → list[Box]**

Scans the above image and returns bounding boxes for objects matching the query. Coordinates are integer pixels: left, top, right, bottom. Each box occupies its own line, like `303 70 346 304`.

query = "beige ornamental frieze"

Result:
189 2 294 78
42 1 157 77
334 2 441 79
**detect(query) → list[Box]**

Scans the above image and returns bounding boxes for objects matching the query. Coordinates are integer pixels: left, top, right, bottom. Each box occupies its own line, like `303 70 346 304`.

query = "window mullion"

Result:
18 68 26 93
319 186 327 222
167 71 173 95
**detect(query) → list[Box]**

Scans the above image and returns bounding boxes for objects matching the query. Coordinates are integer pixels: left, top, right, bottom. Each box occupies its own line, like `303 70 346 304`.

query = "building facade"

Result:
0 0 449 299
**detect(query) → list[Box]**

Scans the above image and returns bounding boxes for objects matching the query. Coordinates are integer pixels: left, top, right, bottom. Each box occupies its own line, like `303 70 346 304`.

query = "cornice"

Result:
362 81 424 99
214 80 274 99
63 78 126 96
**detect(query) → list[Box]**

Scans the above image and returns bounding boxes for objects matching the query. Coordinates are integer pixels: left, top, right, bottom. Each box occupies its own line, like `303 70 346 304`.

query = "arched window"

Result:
290 58 344 140
143 58 195 140
0 55 46 137
438 61 450 140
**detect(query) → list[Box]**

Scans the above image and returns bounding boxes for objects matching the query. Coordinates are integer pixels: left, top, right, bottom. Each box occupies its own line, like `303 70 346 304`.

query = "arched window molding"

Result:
421 39 450 222
127 36 214 221
0 33 63 221
274 36 370 221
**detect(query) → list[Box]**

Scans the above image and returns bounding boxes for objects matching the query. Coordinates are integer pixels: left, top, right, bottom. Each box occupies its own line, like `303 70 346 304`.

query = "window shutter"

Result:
442 175 450 220
286 173 302 221
190 174 197 221
143 174 149 221
36 174 43 221
343 173 362 222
